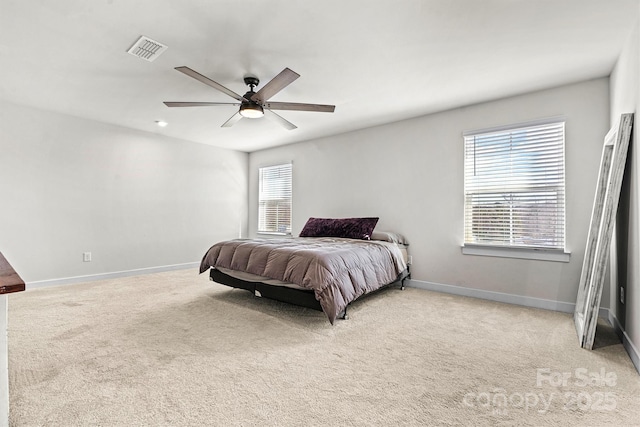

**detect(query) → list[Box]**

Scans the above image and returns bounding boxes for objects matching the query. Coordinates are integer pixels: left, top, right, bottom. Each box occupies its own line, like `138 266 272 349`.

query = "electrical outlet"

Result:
83 252 92 262
620 287 625 304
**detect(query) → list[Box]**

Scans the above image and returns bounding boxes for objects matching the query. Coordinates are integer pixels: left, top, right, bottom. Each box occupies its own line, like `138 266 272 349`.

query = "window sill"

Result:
461 244 570 263
257 232 292 237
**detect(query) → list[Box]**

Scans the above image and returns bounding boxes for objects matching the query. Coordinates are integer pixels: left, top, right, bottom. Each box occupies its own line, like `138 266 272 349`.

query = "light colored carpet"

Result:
7 269 640 426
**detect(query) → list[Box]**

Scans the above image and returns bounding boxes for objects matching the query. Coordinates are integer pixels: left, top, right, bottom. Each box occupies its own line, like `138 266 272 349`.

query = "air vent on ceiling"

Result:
127 36 168 62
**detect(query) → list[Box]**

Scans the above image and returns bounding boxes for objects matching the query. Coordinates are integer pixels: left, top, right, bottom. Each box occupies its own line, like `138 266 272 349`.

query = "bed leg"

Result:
401 265 411 290
340 305 349 320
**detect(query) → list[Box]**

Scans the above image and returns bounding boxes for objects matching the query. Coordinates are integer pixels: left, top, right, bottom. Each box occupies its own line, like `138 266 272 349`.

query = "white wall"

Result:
609 12 640 368
0 99 248 283
249 79 610 308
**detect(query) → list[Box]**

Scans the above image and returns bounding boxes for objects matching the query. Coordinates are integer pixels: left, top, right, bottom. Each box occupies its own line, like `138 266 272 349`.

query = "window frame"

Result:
461 119 570 262
257 162 292 236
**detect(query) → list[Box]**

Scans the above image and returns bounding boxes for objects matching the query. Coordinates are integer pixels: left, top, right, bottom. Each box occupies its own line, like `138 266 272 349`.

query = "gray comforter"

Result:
199 237 407 323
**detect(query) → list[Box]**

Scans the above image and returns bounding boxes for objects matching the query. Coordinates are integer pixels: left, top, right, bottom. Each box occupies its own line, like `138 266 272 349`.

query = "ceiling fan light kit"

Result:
164 66 335 129
239 103 264 118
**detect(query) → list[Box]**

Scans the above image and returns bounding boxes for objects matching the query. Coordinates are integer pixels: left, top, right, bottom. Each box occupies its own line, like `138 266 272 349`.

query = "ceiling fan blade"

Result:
175 66 245 101
164 102 240 107
263 102 335 113
221 111 243 128
251 68 300 103
264 109 297 130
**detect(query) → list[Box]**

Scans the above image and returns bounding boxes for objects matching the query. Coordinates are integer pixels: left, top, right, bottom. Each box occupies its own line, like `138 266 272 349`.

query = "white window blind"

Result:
258 163 292 234
464 121 565 250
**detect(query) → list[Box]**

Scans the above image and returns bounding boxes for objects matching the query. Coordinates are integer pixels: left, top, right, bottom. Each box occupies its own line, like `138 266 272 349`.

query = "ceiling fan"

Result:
164 66 335 130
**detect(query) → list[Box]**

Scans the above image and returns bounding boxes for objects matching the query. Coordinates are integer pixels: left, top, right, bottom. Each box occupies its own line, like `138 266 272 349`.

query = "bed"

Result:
199 217 410 324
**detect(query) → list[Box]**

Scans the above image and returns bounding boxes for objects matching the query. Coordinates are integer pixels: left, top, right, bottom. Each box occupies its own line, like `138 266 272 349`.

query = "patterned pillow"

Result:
299 217 379 240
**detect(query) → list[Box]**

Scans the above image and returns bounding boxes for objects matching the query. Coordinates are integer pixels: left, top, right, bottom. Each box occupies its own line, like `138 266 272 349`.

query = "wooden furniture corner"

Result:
0 252 25 294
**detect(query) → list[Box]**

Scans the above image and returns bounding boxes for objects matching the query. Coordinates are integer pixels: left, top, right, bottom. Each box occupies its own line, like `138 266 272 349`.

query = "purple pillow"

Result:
299 217 379 240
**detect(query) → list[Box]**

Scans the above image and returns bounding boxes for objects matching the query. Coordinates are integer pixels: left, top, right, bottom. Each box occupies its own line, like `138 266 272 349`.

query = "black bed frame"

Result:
209 267 411 320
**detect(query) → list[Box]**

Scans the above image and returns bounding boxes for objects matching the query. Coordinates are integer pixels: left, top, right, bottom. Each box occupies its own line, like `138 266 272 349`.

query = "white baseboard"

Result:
608 312 640 375
406 278 609 318
25 262 200 289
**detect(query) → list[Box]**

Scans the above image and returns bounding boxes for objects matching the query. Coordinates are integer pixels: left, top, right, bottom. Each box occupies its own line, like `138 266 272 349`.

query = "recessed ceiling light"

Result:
155 120 168 127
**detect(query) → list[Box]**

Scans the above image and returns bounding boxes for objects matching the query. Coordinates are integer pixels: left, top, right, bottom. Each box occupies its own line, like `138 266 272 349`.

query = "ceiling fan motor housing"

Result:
240 76 264 118
240 89 264 118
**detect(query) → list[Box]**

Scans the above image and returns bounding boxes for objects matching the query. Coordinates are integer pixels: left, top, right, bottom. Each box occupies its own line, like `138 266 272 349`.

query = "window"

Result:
463 121 566 253
258 163 292 234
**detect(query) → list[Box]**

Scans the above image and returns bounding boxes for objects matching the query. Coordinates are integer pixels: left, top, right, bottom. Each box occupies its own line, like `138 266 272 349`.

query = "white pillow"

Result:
370 231 409 245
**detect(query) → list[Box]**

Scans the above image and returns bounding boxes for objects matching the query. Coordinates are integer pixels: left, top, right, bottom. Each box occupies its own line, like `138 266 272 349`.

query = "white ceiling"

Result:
1 0 638 152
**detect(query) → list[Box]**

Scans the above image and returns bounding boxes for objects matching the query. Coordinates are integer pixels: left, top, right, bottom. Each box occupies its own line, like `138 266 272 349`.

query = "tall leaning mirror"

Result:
574 113 633 350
